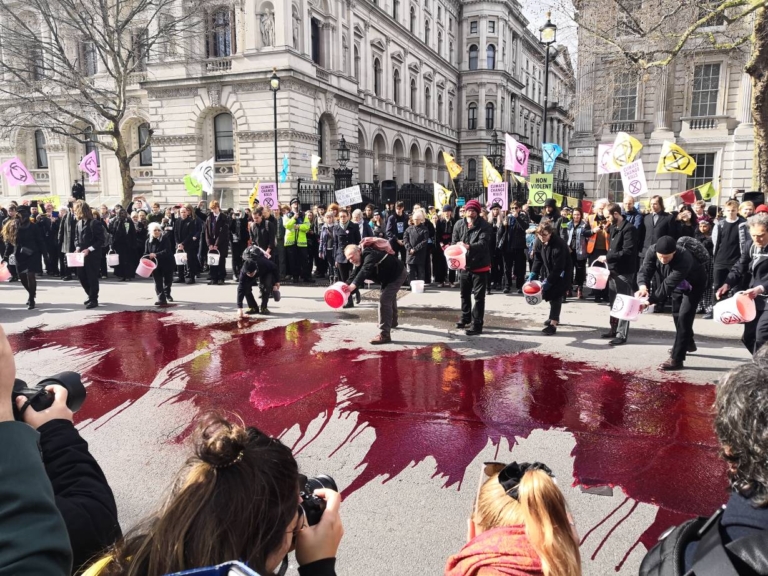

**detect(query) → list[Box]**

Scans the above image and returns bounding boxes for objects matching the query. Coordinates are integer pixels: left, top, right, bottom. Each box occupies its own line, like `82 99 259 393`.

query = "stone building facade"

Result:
569 3 755 202
0 0 574 207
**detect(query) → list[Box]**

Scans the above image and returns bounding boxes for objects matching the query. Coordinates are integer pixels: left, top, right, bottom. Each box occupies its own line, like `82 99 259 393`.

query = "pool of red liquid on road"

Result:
11 311 727 567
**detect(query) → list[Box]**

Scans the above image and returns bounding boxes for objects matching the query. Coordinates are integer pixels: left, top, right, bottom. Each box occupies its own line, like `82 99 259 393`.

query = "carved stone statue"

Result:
260 10 275 47
292 18 300 48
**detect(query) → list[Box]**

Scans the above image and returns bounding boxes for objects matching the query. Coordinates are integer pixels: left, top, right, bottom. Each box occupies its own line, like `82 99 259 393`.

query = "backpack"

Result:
677 236 710 267
242 245 270 262
360 236 394 254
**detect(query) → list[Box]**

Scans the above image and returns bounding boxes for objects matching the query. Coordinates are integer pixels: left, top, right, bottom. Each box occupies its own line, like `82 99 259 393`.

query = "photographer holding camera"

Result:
82 414 343 576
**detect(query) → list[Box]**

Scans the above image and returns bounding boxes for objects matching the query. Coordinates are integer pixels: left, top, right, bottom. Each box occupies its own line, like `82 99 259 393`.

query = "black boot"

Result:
27 298 35 310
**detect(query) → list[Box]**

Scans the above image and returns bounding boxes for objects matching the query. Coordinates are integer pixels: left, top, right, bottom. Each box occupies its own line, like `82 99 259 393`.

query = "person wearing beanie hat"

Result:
636 235 708 370
452 198 493 335
756 204 768 214
237 249 279 316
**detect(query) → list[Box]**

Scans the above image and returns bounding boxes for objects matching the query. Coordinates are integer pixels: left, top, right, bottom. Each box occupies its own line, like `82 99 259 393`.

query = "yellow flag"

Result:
311 155 321 181
433 182 452 210
442 152 463 180
553 193 564 207
566 195 578 208
512 174 527 185
248 181 260 209
482 156 502 188
612 132 643 168
656 141 697 176
697 181 717 201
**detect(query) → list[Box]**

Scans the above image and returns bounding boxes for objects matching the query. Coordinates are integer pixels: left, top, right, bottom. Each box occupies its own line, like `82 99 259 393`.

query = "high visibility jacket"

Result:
283 215 311 247
586 213 610 254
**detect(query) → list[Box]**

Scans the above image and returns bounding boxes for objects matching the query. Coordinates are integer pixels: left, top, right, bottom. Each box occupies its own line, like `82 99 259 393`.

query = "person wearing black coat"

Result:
109 210 137 280
403 214 429 282
4 206 46 309
637 236 707 370
230 210 249 278
434 207 455 286
174 205 200 284
249 208 278 256
451 200 493 335
74 201 105 309
58 205 77 281
599 203 637 346
717 214 768 356
531 221 572 336
498 202 530 294
385 202 409 264
145 223 175 305
641 195 679 258
333 210 362 308
204 201 230 284
237 253 280 315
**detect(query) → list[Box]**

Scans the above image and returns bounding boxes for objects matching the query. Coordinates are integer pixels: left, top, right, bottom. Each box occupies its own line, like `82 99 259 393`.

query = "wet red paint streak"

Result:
10 312 728 563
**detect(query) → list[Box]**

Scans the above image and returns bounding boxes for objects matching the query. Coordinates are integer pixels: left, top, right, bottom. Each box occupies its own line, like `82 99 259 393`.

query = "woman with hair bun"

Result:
82 414 343 576
446 462 581 576
145 222 174 306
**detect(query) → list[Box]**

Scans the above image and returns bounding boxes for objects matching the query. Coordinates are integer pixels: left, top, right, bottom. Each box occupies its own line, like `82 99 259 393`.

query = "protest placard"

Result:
527 174 553 207
335 185 363 206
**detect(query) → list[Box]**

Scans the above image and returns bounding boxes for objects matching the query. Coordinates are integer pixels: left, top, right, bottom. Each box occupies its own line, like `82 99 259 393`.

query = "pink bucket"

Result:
66 252 85 268
325 281 349 309
586 261 610 290
713 292 757 325
0 261 11 282
444 245 467 271
136 257 157 278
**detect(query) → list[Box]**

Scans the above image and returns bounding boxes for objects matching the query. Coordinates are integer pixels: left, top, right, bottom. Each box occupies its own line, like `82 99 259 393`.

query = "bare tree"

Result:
561 0 766 190
0 0 206 205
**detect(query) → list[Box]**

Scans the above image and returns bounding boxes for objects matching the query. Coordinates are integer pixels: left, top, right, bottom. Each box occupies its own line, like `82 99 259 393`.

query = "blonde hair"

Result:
474 470 581 576
209 200 220 210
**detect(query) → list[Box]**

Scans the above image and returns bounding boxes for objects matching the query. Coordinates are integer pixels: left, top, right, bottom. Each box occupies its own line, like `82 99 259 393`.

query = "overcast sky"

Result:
521 0 579 59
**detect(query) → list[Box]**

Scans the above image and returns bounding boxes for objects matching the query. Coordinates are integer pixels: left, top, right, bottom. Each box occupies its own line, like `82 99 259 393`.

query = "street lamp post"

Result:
334 135 353 190
539 13 557 148
486 130 503 172
270 68 280 186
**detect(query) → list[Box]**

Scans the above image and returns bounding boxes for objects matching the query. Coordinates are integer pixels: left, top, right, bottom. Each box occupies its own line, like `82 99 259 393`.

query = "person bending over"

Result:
237 254 280 317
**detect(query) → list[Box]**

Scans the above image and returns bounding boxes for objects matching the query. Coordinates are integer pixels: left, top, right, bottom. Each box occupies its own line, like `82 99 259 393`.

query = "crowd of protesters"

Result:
3 190 768 366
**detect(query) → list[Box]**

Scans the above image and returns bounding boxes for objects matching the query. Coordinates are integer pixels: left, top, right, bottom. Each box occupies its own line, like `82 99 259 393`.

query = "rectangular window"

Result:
698 2 726 26
470 21 477 34
691 63 720 117
437 6 441 20
686 153 716 190
488 21 495 33
617 0 642 35
612 72 637 121
609 173 623 203
468 105 477 130
138 124 153 166
82 41 98 76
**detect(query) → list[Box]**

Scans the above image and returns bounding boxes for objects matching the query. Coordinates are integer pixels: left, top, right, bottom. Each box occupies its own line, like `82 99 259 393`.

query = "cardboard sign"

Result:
335 185 363 206
620 159 648 198
527 174 553 207
258 182 278 209
487 182 508 210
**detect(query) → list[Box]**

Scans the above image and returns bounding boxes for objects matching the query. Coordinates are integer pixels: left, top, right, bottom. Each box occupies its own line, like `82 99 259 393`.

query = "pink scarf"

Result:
445 526 544 576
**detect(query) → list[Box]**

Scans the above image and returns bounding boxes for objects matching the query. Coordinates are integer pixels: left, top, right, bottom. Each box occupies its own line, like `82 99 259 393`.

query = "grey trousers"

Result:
609 272 635 340
379 267 408 335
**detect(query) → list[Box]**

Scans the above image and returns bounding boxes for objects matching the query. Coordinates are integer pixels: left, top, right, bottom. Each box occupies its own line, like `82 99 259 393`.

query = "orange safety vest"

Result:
586 214 610 254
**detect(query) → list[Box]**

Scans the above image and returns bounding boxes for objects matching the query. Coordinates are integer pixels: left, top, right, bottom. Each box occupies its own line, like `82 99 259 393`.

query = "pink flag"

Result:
79 150 100 183
598 144 618 175
0 156 36 186
504 133 529 176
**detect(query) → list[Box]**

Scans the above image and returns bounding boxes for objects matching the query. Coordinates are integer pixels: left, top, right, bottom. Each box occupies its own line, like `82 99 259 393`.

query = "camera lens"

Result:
304 474 338 494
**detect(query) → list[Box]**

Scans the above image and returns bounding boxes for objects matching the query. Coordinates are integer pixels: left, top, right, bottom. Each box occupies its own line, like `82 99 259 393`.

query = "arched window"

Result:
354 45 360 80
34 130 48 169
437 94 443 123
410 78 417 110
467 103 477 129
393 0 399 20
425 20 430 46
214 113 234 161
438 31 443 56
467 158 477 180
373 58 381 96
138 123 153 166
84 126 100 167
468 44 478 70
317 119 325 159
410 7 416 33
425 87 431 118
311 18 321 65
209 9 233 57
486 102 495 130
487 44 496 69
393 68 401 104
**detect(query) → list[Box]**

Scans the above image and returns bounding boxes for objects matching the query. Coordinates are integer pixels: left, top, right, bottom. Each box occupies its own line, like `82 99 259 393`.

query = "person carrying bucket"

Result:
73 201 105 309
529 221 572 336
716 212 768 356
145 223 175 306
636 236 707 371
595 202 637 346
343 240 407 345
451 200 493 336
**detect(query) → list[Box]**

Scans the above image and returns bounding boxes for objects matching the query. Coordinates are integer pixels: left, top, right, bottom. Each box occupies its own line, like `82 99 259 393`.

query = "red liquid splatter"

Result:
10 312 728 562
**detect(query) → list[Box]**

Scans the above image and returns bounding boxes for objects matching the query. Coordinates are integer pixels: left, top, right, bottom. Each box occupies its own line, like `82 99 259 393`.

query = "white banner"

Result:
335 185 363 206
620 159 648 198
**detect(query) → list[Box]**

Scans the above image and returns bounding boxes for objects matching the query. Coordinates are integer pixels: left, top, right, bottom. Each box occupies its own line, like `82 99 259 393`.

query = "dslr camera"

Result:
12 372 86 421
300 474 338 526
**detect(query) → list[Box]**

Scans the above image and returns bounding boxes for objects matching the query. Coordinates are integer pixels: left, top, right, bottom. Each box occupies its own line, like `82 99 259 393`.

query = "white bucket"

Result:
586 262 610 290
66 252 85 268
324 281 349 309
713 292 757 325
411 280 425 293
207 250 221 266
106 250 120 267
444 245 467 271
522 281 543 305
174 250 188 265
610 294 647 321
136 257 157 279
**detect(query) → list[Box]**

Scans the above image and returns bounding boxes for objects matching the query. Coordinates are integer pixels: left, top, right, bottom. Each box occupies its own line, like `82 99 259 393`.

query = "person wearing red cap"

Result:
451 199 492 336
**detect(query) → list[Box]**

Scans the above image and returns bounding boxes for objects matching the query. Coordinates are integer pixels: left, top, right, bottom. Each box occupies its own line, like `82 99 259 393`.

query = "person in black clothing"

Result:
488 203 504 292
404 211 429 283
237 254 280 316
110 209 137 281
716 213 768 356
74 201 105 309
597 203 637 346
345 242 408 344
385 201 408 264
641 195 680 313
204 200 229 285
230 209 249 279
58 206 77 281
145 223 175 305
333 210 361 308
527 198 560 226
498 201 530 294
637 236 707 370
531 221 572 336
452 199 493 336
174 205 200 284
676 204 698 238
707 200 748 319
3 205 46 309
435 206 456 287
1 204 19 282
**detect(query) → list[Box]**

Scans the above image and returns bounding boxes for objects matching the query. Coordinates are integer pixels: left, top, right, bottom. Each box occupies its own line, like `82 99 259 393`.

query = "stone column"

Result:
652 64 673 136
479 83 487 128
575 61 594 134
496 88 502 131
479 18 487 69
736 71 754 134
363 22 370 92
384 38 392 101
